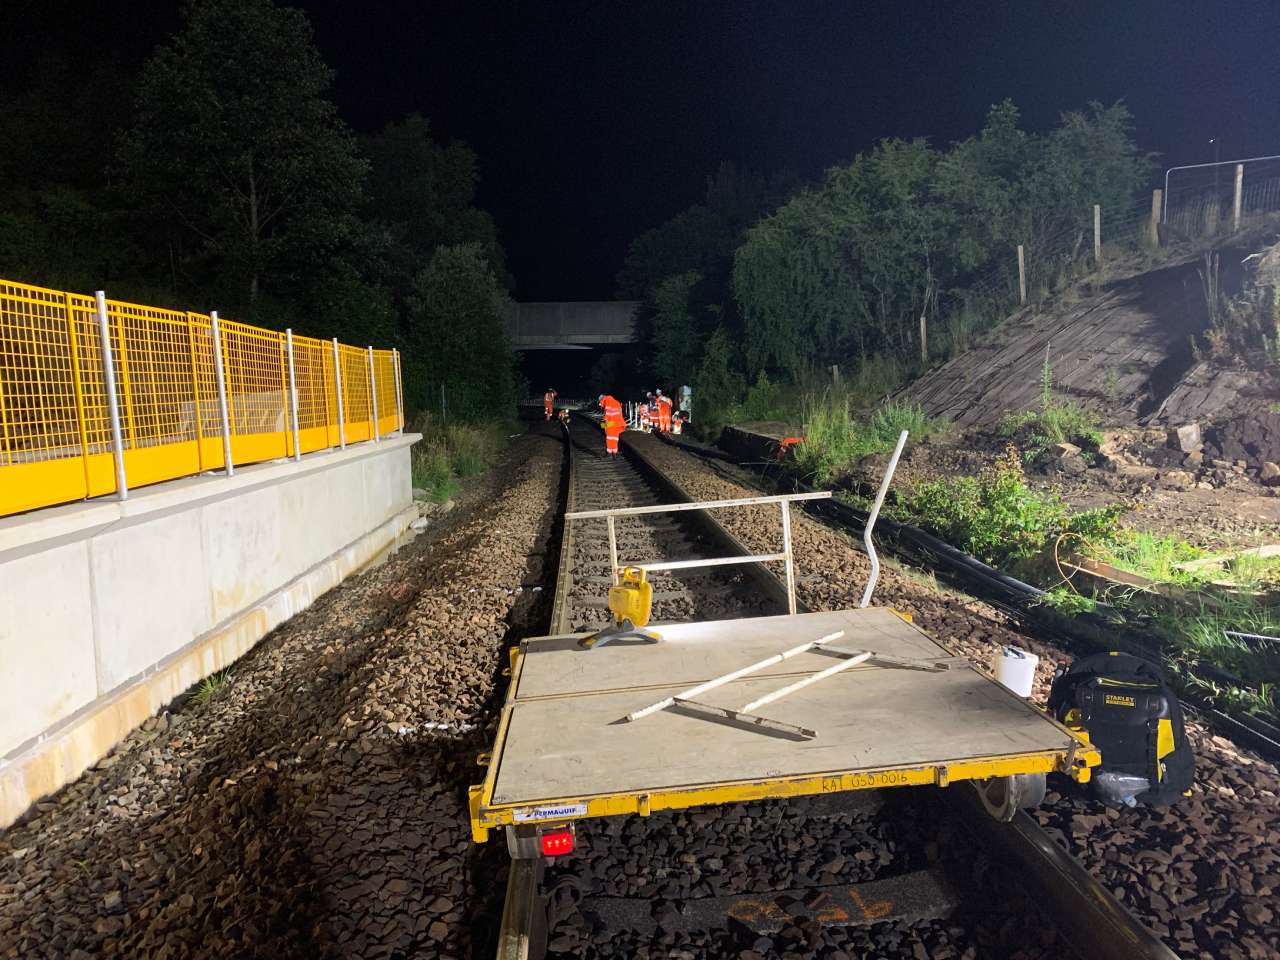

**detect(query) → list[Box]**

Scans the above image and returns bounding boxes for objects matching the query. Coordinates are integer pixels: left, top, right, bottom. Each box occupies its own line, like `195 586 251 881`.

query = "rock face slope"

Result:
905 253 1253 430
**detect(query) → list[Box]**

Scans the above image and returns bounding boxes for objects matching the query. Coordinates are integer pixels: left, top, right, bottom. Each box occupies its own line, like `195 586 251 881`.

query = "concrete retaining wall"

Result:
0 434 420 828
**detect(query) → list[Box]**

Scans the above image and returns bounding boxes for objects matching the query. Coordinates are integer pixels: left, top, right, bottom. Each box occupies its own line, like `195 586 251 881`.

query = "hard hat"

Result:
597 394 605 403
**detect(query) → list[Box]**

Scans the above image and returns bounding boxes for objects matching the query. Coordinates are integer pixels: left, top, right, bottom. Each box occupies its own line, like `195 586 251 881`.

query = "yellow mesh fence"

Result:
0 278 404 517
373 349 399 435
338 344 372 443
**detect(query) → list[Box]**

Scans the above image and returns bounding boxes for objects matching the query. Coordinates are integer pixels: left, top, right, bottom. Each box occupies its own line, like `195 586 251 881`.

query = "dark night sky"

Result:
6 0 1280 299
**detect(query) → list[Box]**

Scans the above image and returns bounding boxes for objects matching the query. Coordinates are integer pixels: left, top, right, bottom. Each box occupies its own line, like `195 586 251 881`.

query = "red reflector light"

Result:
540 829 575 857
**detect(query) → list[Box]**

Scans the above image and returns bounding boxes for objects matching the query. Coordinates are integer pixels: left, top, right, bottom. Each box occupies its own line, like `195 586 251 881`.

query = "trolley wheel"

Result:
973 772 1047 821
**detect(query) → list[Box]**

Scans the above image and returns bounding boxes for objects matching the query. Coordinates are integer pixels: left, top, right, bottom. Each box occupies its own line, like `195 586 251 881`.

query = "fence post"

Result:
1233 163 1244 231
210 311 234 477
440 382 447 422
184 313 207 471
392 348 404 432
1017 245 1027 305
63 293 93 493
1150 190 1162 246
285 329 301 462
1093 204 1102 264
830 364 841 386
94 291 129 500
332 338 346 450
367 346 380 443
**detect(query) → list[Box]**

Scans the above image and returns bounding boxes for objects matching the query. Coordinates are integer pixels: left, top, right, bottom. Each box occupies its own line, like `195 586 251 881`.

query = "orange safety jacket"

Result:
656 397 673 430
601 395 624 426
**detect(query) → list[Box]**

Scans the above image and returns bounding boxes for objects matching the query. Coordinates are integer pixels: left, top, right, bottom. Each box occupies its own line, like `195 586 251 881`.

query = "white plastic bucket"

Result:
994 645 1039 698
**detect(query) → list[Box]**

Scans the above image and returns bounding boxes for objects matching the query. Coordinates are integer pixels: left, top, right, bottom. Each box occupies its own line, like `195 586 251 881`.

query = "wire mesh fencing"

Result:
925 171 1280 367
0 278 404 517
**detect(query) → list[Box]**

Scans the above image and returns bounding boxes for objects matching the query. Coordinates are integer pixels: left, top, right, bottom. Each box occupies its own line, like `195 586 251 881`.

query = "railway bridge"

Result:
505 300 640 349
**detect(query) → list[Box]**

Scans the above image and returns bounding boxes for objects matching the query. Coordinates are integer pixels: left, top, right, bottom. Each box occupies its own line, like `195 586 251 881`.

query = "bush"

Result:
735 371 790 422
690 326 745 438
899 446 1121 568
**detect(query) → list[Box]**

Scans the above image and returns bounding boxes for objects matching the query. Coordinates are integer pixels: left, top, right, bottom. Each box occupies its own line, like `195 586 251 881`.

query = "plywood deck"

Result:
489 609 1076 806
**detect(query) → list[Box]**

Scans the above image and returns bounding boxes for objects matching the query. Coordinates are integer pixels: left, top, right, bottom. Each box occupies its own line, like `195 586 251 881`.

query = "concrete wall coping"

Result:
0 434 421 559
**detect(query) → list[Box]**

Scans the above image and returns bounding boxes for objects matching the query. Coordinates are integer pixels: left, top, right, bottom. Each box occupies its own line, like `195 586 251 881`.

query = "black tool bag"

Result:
1048 651 1194 807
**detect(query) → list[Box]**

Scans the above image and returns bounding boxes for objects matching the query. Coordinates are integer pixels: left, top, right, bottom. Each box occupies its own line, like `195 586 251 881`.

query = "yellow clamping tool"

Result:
579 566 662 649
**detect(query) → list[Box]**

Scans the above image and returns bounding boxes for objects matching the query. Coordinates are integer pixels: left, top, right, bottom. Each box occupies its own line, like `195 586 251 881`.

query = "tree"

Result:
118 0 368 317
404 243 515 419
0 56 142 294
692 325 745 437
732 101 1152 377
734 139 956 374
363 115 509 295
649 271 703 387
617 163 792 301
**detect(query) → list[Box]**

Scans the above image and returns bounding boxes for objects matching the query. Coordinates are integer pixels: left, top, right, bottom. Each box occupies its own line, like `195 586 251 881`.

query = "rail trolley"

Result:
469 432 1101 863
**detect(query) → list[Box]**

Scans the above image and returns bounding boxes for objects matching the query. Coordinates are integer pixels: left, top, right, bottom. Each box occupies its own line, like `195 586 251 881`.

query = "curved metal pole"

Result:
860 429 909 608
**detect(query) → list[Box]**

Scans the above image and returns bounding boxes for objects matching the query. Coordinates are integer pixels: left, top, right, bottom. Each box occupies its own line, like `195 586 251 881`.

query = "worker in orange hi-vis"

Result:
598 394 625 456
671 411 687 435
637 396 651 433
655 389 673 433
557 408 570 425
543 387 558 421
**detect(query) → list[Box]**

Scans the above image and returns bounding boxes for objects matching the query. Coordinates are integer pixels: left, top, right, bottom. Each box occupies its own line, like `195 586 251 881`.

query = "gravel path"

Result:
627 430 1280 960
0 429 564 959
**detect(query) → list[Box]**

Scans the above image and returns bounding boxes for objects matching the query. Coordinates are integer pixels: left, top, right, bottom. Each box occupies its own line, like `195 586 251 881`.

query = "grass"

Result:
1088 529 1208 586
792 396 946 485
191 668 231 706
1232 553 1280 591
1156 597 1279 717
409 412 509 503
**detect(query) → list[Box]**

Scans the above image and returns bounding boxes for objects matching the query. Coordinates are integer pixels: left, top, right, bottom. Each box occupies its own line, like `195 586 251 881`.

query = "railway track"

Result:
495 418 1178 960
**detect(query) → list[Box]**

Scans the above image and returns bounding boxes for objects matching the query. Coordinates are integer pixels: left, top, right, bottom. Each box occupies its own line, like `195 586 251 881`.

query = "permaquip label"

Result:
512 802 588 823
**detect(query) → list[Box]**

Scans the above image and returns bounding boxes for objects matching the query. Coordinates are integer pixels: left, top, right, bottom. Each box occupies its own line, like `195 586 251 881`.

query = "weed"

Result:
408 413 507 501
1229 553 1280 591
1039 586 1097 616
998 346 1102 460
412 440 458 502
192 669 231 706
793 396 945 484
1198 250 1223 328
1102 368 1121 405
